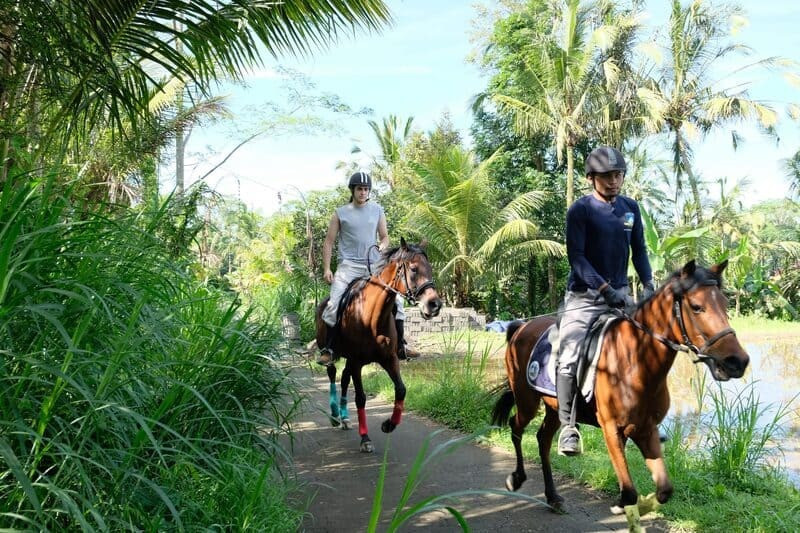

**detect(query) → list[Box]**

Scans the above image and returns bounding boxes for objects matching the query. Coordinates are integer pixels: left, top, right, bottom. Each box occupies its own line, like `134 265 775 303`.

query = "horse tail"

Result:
490 385 515 428
506 319 525 344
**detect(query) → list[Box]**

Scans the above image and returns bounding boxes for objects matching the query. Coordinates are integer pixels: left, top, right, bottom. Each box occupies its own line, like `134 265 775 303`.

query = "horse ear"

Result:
711 259 728 276
681 260 697 278
419 239 428 251
400 236 407 250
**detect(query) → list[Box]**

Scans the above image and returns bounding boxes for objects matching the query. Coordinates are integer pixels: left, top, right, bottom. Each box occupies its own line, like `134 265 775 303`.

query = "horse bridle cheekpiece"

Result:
366 245 436 305
622 277 736 365
670 278 736 364
396 251 436 305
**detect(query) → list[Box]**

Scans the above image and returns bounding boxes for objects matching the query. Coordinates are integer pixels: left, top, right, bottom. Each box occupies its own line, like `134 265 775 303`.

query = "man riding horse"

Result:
557 146 655 456
317 171 414 366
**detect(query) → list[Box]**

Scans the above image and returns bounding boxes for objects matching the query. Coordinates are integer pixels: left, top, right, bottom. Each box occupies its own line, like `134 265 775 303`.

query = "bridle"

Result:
366 245 436 305
620 278 737 365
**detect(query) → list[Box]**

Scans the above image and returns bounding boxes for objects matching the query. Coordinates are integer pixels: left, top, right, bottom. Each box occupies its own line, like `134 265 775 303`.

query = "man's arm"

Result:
377 212 390 251
322 212 340 284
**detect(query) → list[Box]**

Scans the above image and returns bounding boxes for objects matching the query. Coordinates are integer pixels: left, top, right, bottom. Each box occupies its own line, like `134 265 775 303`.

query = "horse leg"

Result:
537 406 566 513
326 363 340 427
600 422 638 514
503 393 533 493
632 429 673 505
339 364 351 430
380 360 406 434
351 365 373 453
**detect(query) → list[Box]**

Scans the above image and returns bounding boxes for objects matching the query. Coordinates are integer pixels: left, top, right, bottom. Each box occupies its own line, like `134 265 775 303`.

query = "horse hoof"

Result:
360 440 374 453
505 473 525 491
381 419 396 433
610 504 624 515
548 500 567 514
340 417 350 430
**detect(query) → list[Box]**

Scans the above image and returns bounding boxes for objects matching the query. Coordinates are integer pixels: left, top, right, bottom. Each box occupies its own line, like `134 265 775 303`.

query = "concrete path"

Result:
288 368 668 532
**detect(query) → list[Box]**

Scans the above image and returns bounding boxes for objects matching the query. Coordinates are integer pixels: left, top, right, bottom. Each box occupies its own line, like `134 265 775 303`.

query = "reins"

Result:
365 244 436 305
615 278 736 365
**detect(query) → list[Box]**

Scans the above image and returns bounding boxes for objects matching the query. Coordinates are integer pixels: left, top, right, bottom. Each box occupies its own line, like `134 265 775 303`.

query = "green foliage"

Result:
703 383 797 490
0 178 302 529
370 327 800 532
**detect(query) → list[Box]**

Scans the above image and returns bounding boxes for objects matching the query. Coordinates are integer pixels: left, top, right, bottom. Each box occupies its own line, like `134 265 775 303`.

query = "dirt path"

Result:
288 368 668 532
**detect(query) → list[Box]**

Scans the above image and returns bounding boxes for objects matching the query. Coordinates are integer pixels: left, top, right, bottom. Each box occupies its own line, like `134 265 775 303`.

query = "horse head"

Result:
385 237 442 319
665 259 750 381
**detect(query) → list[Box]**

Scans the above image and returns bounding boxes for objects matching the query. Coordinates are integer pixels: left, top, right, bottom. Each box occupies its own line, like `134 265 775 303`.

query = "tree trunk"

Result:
566 145 575 207
675 129 703 225
527 257 536 316
547 256 557 311
174 21 185 194
0 10 18 184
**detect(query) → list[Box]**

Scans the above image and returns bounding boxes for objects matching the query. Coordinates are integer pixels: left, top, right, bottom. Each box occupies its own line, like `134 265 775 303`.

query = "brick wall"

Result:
403 306 486 341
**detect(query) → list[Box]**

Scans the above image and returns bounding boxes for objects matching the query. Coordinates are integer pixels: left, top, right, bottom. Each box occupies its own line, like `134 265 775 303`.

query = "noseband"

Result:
622 278 736 365
367 246 436 305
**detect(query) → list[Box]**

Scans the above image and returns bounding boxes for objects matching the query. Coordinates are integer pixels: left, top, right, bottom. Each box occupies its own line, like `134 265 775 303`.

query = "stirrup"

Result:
557 425 583 456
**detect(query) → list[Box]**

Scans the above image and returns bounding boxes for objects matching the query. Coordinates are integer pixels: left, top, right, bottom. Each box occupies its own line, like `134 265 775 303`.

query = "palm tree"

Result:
0 0 392 180
404 146 563 306
492 0 641 207
637 0 779 225
367 114 415 188
783 148 800 198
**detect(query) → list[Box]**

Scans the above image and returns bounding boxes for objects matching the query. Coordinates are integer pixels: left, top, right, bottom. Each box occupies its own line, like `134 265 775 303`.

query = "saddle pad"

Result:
525 317 619 401
525 324 557 396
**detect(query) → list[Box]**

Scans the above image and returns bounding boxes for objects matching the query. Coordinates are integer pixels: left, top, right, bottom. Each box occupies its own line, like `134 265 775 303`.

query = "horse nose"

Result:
428 298 442 317
722 353 749 378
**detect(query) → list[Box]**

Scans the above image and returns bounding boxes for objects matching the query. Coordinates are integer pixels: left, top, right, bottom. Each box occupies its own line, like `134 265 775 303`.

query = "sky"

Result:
175 0 800 215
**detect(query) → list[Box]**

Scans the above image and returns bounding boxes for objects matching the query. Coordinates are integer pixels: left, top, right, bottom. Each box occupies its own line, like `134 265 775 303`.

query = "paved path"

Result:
289 368 667 532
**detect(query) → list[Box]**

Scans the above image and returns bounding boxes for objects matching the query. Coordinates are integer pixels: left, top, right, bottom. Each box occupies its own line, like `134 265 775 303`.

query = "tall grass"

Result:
366 329 800 532
704 383 797 489
0 178 302 530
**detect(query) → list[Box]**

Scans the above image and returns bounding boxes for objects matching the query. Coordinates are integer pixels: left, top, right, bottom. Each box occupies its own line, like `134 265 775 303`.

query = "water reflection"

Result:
667 341 800 486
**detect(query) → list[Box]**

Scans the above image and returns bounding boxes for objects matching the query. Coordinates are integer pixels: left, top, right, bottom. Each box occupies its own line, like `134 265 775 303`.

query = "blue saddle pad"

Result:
525 324 557 397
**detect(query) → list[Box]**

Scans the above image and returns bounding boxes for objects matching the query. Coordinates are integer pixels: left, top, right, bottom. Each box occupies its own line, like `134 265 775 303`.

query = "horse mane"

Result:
635 262 724 310
381 243 427 262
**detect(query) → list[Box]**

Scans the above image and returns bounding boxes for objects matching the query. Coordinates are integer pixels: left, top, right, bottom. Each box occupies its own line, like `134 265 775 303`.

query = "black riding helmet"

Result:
585 146 627 176
348 171 372 190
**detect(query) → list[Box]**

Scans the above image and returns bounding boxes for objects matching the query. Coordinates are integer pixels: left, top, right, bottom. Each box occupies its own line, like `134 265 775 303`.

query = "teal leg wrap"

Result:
339 397 349 420
329 382 340 418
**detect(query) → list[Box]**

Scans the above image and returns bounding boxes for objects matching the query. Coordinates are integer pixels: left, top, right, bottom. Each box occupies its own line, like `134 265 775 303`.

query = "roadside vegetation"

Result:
363 327 800 532
3 0 800 529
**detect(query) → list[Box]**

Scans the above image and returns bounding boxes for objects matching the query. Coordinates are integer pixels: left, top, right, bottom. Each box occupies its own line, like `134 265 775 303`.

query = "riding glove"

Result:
641 280 655 300
600 284 626 308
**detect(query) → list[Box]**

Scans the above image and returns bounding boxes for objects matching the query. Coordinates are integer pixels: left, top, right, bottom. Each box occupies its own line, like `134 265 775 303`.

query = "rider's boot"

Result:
316 324 336 366
556 374 582 456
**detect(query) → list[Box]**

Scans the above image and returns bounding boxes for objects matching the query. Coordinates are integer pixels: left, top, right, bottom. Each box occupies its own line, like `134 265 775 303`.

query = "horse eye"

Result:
690 303 704 313
410 265 418 273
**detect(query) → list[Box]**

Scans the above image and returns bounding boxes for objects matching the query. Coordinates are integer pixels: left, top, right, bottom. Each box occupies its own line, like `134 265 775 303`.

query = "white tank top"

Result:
336 202 384 265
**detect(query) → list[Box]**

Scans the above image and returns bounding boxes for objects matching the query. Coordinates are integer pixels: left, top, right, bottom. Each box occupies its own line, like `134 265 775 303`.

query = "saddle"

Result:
334 276 370 329
526 312 620 401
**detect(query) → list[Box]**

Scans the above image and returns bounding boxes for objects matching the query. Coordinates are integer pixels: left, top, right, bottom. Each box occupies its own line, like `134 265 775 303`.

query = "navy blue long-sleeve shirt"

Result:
566 194 652 291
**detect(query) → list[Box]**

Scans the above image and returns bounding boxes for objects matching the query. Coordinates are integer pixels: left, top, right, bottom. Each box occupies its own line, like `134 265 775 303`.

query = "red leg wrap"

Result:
390 400 404 426
358 408 368 436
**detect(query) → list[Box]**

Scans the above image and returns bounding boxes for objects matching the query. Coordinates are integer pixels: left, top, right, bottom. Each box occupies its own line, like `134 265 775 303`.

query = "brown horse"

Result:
491 260 749 513
315 238 442 452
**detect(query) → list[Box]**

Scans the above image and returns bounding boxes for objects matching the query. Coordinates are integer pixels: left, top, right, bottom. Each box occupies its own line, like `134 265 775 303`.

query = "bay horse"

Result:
315 238 442 452
491 260 749 513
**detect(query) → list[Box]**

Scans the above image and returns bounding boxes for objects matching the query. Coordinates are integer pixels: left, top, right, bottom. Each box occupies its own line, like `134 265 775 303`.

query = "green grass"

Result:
364 327 800 532
0 178 303 530
731 315 800 340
